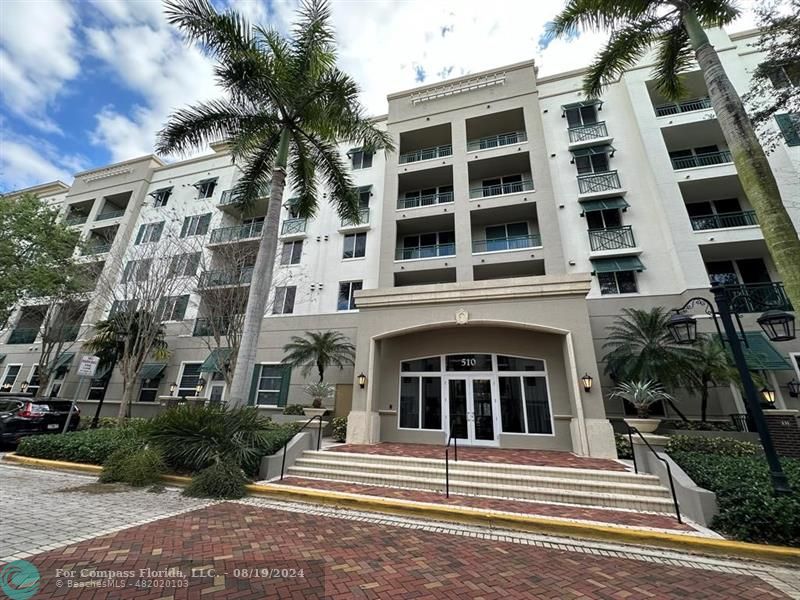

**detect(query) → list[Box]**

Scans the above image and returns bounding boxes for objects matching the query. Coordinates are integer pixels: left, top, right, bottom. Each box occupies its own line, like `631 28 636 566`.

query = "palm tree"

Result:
684 335 736 422
282 330 355 383
157 0 392 407
549 1 800 310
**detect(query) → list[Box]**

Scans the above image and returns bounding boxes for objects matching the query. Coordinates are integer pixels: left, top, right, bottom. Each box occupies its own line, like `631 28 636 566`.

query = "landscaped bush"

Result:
660 419 736 432
665 435 760 457
16 426 147 464
331 416 347 443
77 417 149 431
614 433 632 459
283 404 305 415
100 447 166 487
183 459 248 499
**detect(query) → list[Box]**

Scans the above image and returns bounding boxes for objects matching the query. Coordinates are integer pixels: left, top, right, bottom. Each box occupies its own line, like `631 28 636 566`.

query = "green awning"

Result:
52 352 75 370
140 363 167 381
570 144 615 158
561 100 603 112
358 185 373 193
591 256 645 274
193 177 217 187
200 348 232 373
579 197 629 214
93 362 114 381
717 332 793 371
0 354 6 363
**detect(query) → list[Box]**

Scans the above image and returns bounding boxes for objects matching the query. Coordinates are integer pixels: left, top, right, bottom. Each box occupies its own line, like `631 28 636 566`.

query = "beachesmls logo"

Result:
0 560 40 600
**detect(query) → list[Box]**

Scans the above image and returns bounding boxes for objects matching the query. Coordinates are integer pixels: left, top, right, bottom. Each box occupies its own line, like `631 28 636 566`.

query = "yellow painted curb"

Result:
5 453 799 564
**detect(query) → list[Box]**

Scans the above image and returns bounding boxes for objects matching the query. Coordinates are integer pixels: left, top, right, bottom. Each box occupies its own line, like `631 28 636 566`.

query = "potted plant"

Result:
612 380 673 433
303 382 334 418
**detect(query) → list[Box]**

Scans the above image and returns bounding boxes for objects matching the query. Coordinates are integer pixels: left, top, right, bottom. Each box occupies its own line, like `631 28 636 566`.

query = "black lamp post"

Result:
667 283 794 495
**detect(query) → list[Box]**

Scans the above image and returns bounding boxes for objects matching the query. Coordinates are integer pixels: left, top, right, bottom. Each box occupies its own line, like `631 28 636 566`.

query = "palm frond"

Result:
549 0 656 37
155 99 256 156
164 0 256 60
298 130 360 223
287 135 319 220
651 24 692 100
690 0 740 28
291 0 337 81
230 130 283 208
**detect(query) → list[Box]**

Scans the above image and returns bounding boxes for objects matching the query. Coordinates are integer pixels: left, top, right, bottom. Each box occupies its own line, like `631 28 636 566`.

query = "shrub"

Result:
666 435 760 457
614 433 632 459
331 416 347 443
243 423 302 477
77 417 149 431
17 427 146 464
283 404 305 415
183 459 248 499
660 419 736 432
101 447 166 487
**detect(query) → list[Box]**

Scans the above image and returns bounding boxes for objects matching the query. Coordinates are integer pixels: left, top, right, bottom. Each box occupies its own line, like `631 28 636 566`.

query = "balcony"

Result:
209 222 263 244
397 191 454 210
95 209 125 221
472 234 541 254
690 210 758 231
588 226 636 251
577 171 621 195
65 215 88 226
723 282 793 313
193 317 234 337
399 144 453 164
82 242 112 256
568 122 609 144
395 243 456 261
280 218 307 236
198 267 253 288
8 328 38 344
59 324 81 342
655 97 712 117
671 150 732 170
469 178 534 199
467 131 527 152
340 208 370 229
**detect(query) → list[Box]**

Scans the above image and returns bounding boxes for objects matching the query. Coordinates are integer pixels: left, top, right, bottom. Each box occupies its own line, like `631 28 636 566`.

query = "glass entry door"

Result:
446 377 497 446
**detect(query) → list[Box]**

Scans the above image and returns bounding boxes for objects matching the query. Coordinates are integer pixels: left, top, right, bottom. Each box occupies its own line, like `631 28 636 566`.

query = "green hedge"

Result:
614 433 632 459
665 435 760 457
282 404 305 415
17 426 148 465
660 419 737 432
331 416 347 443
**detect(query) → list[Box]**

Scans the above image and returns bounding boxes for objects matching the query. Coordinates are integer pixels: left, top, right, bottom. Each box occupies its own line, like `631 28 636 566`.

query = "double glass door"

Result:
446 377 497 446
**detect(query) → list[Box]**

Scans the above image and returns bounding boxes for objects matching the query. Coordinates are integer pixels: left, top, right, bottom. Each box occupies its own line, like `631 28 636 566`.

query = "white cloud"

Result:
0 132 88 192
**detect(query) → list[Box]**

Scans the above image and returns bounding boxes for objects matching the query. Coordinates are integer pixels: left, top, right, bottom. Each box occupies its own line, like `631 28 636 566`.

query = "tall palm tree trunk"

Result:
228 130 290 406
683 11 800 310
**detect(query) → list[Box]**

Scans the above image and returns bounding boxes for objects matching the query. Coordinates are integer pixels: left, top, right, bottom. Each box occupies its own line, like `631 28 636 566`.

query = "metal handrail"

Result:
627 426 682 523
280 414 325 480
444 428 458 498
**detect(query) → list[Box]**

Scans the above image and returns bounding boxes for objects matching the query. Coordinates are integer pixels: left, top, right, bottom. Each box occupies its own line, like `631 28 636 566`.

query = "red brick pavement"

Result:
275 476 695 531
19 503 788 599
328 442 629 471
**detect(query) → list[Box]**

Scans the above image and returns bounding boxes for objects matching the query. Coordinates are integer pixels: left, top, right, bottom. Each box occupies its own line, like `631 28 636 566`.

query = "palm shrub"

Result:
610 380 674 418
304 381 334 409
282 331 355 383
184 458 249 499
101 447 166 487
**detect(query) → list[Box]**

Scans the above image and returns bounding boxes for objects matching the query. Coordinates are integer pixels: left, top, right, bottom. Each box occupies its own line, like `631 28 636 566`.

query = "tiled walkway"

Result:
328 442 629 471
275 476 696 532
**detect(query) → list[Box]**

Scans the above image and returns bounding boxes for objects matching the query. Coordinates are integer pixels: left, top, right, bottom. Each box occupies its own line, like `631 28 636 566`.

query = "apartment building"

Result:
2 28 798 458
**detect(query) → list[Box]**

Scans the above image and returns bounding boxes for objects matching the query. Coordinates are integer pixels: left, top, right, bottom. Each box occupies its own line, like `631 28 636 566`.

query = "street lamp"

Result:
760 386 776 408
667 283 794 495
788 379 800 398
581 373 593 393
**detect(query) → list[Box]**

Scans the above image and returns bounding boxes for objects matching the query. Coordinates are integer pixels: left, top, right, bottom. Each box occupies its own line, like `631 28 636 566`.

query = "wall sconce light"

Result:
1 382 11 392
581 373 593 393
20 381 29 393
196 378 206 395
788 379 800 398
357 373 367 389
169 382 177 395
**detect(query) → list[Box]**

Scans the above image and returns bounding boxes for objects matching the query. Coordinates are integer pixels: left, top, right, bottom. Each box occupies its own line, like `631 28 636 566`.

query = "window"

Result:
122 259 152 283
575 152 609 175
150 187 172 208
109 299 137 316
399 376 442 430
139 380 160 402
498 376 553 434
134 221 164 245
598 271 638 295
586 209 622 230
350 149 373 170
87 377 109 401
775 113 800 147
158 295 189 321
767 63 800 89
180 213 212 238
484 222 529 251
343 232 367 259
26 365 40 397
400 231 455 259
177 363 202 397
481 174 522 197
195 179 218 199
169 252 201 277
337 280 363 311
280 240 303 265
273 286 296 314
358 186 371 208
1 364 21 391
565 104 599 128
254 364 290 405
401 185 453 208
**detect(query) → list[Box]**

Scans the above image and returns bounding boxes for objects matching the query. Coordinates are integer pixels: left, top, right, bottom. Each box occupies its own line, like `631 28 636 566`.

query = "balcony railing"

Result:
469 178 534 199
8 328 39 344
219 184 270 206
588 226 636 251
395 243 456 261
82 242 112 255
198 267 254 288
95 209 125 221
671 150 732 170
209 221 263 244
398 144 453 164
193 317 234 337
341 208 370 227
568 122 609 143
472 234 541 253
690 210 758 231
397 191 454 209
466 131 527 152
723 282 793 313
280 218 307 236
65 215 88 226
577 171 621 194
655 96 712 117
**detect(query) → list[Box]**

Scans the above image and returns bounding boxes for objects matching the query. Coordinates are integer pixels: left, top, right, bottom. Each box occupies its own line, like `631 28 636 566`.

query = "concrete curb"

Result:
4 453 799 565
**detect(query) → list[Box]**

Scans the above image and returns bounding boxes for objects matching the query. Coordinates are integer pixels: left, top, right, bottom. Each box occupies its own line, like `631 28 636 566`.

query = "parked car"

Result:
0 395 80 443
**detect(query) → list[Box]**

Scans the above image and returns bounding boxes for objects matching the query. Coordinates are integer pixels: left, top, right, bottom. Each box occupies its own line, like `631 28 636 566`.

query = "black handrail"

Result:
444 429 458 498
280 414 324 480
627 426 682 523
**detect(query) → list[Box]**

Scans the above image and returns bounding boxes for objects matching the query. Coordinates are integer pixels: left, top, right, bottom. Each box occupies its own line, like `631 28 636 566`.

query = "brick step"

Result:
291 457 669 498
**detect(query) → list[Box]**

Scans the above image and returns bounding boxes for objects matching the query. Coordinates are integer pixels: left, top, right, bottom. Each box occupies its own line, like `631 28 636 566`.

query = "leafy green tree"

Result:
684 335 736 422
549 0 800 311
282 330 355 383
157 0 392 406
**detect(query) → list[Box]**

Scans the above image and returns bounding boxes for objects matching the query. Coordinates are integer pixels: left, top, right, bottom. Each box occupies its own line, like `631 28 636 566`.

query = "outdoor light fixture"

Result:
760 386 776 408
756 310 796 343
1 382 11 392
169 382 177 395
667 313 697 345
357 373 367 389
581 373 593 393
787 379 800 398
20 381 29 392
195 378 206 394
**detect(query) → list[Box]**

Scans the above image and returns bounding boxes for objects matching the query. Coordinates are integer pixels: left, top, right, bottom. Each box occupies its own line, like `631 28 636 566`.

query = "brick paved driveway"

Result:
1 464 797 599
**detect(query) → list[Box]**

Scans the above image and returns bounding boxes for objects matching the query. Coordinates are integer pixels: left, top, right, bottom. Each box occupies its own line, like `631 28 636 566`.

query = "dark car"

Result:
0 395 80 443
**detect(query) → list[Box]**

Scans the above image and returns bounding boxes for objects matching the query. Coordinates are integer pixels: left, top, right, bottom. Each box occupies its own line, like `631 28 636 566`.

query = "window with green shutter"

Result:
775 113 800 147
249 364 291 406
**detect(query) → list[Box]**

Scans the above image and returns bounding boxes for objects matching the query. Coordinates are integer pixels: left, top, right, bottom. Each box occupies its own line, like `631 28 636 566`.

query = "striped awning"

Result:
579 197 629 215
52 352 75 370
591 256 645 274
200 348 232 373
139 363 167 381
570 144 615 158
561 99 603 113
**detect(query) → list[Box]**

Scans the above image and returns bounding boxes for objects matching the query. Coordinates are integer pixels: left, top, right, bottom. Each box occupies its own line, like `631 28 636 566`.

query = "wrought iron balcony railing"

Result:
82 242 112 255
280 218 307 236
466 131 527 152
690 210 758 231
568 122 609 143
395 243 456 261
398 144 453 164
655 96 712 117
198 267 254 288
95 209 126 221
723 282 792 313
469 178 534 199
397 191 454 209
209 221 263 244
340 208 370 227
65 215 88 226
588 226 636 251
671 150 732 170
219 184 270 205
472 234 541 253
577 170 621 194
8 328 39 344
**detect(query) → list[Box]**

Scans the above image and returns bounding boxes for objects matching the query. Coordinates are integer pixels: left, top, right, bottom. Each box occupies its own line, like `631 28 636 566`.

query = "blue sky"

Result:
0 0 758 193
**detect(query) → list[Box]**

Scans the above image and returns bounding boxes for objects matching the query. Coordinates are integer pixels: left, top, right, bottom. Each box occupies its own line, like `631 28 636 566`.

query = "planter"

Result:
303 407 327 418
624 418 661 433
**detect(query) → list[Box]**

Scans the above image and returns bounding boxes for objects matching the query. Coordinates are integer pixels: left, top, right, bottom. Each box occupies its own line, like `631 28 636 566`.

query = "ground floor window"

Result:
498 376 553 434
177 363 202 397
26 365 41 397
253 364 291 406
598 271 637 295
1 364 22 392
87 378 109 401
399 376 442 430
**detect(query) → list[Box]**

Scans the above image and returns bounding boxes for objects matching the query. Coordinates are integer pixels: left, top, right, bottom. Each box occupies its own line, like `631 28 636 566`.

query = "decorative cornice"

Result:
82 166 133 183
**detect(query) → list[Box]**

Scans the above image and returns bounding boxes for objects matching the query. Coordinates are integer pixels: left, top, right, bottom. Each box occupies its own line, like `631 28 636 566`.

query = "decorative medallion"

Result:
455 308 469 325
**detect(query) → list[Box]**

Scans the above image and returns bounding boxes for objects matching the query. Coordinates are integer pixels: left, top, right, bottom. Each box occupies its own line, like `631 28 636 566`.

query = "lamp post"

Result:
667 283 793 495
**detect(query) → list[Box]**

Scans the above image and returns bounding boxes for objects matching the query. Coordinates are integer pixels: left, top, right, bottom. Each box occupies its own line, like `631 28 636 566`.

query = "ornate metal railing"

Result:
395 243 456 261
671 150 732 170
280 218 307 235
723 282 792 313
397 191 454 209
689 210 758 231
198 267 254 288
469 178 534 199
730 413 755 433
655 96 712 117
340 208 370 227
466 130 527 151
209 221 263 244
588 225 636 251
568 121 609 143
95 209 125 221
8 328 39 344
577 170 621 194
472 234 541 253
398 143 453 164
